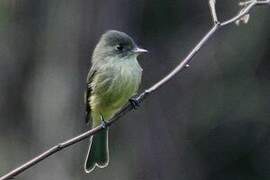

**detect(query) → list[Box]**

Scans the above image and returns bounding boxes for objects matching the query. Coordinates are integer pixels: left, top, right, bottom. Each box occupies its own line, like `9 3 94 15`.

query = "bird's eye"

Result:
115 44 124 51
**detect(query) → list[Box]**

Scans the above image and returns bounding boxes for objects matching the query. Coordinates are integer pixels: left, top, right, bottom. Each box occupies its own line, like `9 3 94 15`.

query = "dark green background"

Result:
0 0 269 179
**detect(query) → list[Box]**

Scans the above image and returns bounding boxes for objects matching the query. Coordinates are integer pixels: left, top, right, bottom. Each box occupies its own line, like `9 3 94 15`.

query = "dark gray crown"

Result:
102 30 136 49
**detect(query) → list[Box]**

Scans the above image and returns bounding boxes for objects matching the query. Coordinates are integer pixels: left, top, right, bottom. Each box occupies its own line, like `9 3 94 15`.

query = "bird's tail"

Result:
84 129 109 173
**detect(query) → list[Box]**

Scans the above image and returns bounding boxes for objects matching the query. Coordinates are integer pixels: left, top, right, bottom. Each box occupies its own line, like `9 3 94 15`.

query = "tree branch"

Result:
209 0 219 24
0 1 269 180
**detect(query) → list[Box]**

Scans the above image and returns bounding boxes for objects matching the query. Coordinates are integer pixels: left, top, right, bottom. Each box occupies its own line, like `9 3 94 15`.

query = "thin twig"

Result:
240 0 270 6
221 0 269 26
209 0 219 24
0 1 269 180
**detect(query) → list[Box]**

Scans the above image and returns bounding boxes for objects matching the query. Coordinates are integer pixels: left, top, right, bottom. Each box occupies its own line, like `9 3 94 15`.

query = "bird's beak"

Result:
132 47 148 54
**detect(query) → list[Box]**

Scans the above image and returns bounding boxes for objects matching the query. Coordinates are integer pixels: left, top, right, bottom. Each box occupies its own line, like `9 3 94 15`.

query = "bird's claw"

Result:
99 114 108 129
129 98 140 109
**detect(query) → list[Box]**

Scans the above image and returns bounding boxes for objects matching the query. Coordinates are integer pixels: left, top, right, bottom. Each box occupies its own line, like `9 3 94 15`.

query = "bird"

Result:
84 30 147 173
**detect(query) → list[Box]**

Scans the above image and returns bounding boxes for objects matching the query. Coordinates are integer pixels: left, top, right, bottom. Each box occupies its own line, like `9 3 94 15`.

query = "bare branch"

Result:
221 0 270 26
240 0 270 6
146 24 219 93
209 0 219 24
0 1 269 180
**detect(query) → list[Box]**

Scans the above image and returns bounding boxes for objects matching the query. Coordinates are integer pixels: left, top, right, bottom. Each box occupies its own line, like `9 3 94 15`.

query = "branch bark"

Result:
0 0 269 179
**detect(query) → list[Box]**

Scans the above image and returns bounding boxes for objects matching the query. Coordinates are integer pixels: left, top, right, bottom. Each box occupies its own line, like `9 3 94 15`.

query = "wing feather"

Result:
85 68 96 124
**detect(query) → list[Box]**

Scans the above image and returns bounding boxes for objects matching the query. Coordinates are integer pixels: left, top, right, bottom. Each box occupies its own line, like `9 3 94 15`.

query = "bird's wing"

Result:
85 67 96 124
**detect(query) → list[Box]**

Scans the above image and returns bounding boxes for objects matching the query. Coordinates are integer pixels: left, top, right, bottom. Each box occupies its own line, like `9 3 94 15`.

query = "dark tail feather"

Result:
84 129 109 173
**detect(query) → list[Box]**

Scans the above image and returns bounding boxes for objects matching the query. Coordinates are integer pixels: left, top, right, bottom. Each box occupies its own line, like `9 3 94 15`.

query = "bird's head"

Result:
93 30 147 62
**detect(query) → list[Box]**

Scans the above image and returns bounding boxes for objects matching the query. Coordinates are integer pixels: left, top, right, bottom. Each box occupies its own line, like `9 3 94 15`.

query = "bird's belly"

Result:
91 67 141 118
106 79 136 108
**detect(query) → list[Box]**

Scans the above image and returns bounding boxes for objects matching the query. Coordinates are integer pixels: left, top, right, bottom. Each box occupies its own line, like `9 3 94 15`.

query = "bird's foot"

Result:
99 114 108 129
129 98 140 110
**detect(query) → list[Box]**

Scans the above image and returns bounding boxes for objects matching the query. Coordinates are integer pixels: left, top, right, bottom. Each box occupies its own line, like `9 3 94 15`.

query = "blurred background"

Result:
0 0 269 180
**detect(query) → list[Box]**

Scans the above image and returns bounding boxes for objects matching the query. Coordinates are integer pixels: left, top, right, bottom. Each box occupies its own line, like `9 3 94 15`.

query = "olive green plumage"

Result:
84 30 146 173
85 129 108 170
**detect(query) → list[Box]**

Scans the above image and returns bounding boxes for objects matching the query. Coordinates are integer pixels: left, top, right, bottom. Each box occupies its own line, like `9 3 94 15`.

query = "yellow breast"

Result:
90 59 142 119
